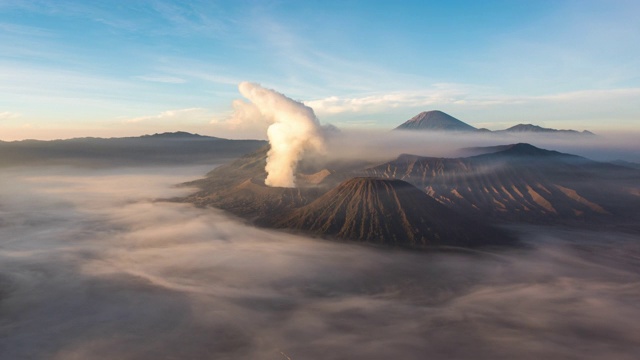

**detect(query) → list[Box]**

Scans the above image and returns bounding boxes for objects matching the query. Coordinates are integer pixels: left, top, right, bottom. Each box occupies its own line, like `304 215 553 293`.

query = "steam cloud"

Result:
236 82 325 187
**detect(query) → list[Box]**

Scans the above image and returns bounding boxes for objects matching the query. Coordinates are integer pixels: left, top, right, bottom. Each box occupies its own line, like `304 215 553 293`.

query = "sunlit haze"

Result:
1 0 639 140
2 3 640 358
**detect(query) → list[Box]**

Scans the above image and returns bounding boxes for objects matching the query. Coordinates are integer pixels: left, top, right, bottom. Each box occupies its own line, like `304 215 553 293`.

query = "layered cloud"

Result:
0 111 21 120
123 107 210 124
1 165 640 359
299 85 640 136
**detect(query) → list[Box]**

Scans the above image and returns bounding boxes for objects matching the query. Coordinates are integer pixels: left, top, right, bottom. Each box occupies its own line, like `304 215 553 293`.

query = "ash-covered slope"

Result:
183 146 338 219
395 110 477 131
271 178 512 247
363 143 640 227
183 142 640 242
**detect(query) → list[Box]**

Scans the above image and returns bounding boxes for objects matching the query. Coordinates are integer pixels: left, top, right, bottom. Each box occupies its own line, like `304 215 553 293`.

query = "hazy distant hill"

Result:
0 132 267 167
394 110 477 131
499 124 595 135
612 160 640 170
394 110 594 135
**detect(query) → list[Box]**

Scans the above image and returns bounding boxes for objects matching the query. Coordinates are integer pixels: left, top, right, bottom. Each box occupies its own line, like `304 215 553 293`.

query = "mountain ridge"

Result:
394 110 594 135
395 110 477 131
499 124 595 135
269 177 513 248
0 132 267 167
362 144 638 226
183 142 640 245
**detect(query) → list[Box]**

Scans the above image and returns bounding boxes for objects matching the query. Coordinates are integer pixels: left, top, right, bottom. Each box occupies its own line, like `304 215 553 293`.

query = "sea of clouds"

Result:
1 165 639 359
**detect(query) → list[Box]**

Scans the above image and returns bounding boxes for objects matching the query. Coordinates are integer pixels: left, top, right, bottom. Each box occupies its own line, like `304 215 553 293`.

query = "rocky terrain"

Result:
270 177 512 247
183 142 640 246
363 143 640 227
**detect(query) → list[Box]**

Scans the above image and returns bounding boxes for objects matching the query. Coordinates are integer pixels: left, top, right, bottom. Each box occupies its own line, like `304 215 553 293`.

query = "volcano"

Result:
184 142 640 244
363 143 640 226
271 177 511 248
394 110 477 132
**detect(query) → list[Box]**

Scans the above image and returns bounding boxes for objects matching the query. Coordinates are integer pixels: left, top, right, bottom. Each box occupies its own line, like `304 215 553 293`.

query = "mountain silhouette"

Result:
395 110 477 131
0 132 266 167
392 111 594 135
500 124 595 135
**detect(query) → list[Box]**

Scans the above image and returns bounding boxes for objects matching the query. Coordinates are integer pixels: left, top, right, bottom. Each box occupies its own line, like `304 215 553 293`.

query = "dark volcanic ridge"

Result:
270 177 513 248
470 142 585 159
182 142 640 248
394 110 594 135
364 144 640 227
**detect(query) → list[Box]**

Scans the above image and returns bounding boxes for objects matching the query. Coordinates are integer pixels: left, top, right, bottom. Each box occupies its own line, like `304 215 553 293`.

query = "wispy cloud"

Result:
245 14 428 95
0 22 54 37
163 68 241 86
148 1 229 37
306 87 640 116
0 111 21 120
305 84 506 115
135 75 187 84
122 108 210 124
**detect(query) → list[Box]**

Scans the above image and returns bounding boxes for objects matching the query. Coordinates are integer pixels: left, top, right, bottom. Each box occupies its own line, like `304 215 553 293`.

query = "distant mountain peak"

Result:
502 124 595 135
477 143 573 159
506 124 546 132
503 143 554 155
395 110 477 132
142 131 212 139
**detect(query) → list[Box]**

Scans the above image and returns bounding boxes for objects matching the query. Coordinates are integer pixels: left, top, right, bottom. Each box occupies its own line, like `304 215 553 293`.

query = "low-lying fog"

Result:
1 165 639 359
322 130 640 163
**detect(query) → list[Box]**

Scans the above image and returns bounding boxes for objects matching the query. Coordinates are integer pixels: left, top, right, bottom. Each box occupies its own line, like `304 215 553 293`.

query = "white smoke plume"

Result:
236 82 325 188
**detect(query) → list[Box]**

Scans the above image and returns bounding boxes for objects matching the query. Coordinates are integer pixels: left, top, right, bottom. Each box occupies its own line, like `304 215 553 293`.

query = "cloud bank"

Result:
1 165 639 359
317 128 640 164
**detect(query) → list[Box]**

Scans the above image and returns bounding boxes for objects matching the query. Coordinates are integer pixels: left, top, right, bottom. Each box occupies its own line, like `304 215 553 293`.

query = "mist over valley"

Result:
1 109 639 358
2 1 640 358
1 163 640 359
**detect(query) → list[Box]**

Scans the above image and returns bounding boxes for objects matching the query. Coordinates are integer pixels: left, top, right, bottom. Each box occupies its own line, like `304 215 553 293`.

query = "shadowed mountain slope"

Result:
184 146 333 219
270 178 512 247
363 144 640 226
183 143 640 242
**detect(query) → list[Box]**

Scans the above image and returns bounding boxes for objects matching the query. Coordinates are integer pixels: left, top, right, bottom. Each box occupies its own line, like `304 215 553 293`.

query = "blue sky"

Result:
1 0 638 139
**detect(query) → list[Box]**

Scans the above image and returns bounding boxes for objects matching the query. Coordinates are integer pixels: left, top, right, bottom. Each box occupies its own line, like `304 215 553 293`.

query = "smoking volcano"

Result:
271 177 512 247
234 82 325 188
